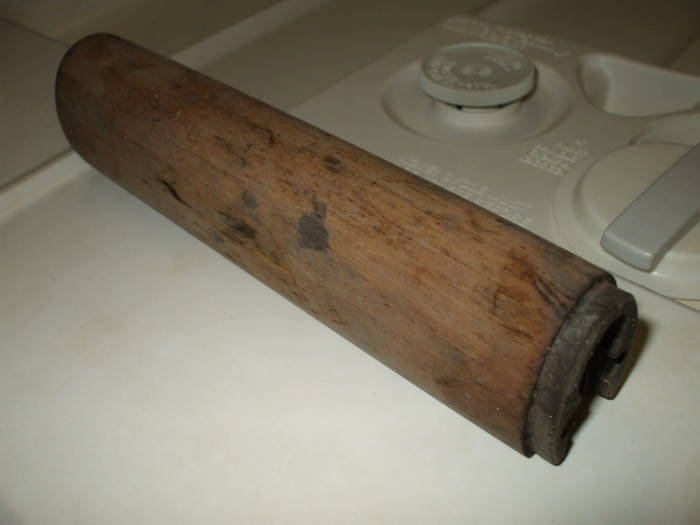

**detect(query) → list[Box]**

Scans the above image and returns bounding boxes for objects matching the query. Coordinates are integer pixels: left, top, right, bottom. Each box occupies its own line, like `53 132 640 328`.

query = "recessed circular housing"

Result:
382 59 571 145
419 42 536 108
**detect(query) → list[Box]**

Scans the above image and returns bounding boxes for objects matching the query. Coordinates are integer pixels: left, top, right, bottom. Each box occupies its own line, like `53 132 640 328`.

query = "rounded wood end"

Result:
525 279 638 465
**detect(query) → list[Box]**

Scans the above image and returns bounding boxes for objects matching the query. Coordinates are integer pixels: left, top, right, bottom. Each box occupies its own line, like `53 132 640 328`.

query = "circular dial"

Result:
419 42 536 108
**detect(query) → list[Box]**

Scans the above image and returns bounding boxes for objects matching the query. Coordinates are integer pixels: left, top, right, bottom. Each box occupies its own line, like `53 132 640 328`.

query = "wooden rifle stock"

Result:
55 34 637 464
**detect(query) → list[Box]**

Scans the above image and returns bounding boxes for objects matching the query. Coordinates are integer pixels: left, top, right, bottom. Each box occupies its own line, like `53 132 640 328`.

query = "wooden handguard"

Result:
55 34 637 464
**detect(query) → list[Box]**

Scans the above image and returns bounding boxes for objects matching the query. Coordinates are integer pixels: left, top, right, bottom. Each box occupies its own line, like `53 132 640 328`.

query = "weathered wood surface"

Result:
55 34 637 464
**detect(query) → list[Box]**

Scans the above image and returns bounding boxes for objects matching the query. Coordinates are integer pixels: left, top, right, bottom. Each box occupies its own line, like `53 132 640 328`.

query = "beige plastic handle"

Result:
601 143 700 271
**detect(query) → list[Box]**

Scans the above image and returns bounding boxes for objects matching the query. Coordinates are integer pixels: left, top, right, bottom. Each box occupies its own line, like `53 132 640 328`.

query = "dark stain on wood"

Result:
436 376 461 388
312 196 326 218
324 155 342 174
214 135 247 168
243 118 276 146
298 196 329 251
219 211 257 239
241 190 258 209
533 276 568 316
157 177 190 207
501 322 535 342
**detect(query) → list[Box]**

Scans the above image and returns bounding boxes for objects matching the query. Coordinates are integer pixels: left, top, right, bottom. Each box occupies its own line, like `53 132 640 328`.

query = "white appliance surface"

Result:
0 21 68 189
1 1 699 524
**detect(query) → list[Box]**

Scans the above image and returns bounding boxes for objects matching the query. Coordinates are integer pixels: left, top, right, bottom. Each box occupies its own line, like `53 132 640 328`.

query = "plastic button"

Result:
420 42 536 108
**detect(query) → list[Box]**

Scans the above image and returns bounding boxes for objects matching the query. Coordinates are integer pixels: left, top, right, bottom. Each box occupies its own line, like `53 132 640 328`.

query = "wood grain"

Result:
55 34 637 464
